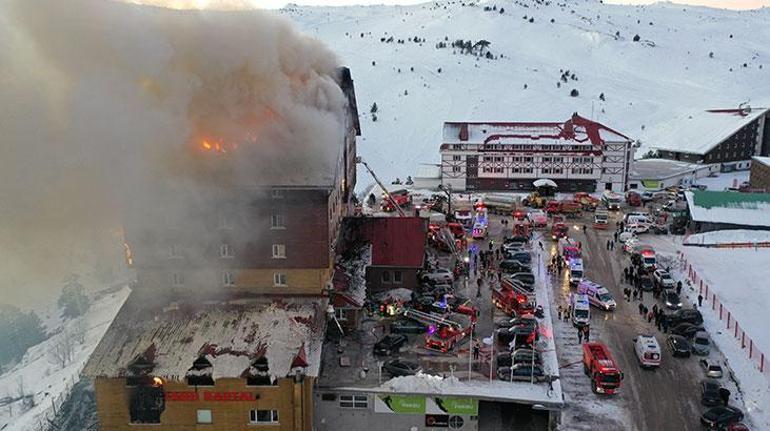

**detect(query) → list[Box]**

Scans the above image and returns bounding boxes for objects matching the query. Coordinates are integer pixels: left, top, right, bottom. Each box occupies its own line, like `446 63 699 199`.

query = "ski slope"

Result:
281 0 770 190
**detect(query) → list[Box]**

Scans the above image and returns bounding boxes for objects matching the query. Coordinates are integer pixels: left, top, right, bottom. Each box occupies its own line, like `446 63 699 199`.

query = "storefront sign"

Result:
425 414 449 427
374 395 478 416
164 391 259 402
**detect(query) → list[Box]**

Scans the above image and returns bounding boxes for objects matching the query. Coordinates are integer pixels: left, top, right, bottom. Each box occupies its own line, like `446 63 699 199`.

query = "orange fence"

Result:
680 253 768 375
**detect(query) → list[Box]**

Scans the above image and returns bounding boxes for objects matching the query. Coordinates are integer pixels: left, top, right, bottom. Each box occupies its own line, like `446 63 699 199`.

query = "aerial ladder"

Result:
356 156 406 217
403 308 462 331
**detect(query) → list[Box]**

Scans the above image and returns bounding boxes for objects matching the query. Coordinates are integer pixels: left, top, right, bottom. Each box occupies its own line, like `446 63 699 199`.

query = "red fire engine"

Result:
492 279 535 316
551 222 569 241
381 189 412 212
403 309 475 353
582 342 624 394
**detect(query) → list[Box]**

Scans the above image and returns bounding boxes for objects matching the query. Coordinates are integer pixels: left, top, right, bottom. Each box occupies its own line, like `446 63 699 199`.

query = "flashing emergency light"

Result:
463 256 470 263
428 324 437 335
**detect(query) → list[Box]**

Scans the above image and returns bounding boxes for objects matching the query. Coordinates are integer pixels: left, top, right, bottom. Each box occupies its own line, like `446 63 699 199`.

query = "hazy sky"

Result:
232 0 770 9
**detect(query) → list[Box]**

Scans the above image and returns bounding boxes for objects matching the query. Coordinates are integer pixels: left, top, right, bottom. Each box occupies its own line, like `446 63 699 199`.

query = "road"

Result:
548 212 705 431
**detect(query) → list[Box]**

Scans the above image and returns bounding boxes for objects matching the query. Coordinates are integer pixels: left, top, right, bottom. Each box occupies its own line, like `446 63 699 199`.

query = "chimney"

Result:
563 117 575 138
459 123 469 141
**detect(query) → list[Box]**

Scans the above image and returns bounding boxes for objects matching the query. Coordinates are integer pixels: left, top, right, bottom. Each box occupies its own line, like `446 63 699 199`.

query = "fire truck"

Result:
381 189 412 212
545 200 561 215
493 278 535 316
403 309 476 353
593 209 609 229
559 200 583 218
512 221 531 238
573 192 599 211
551 222 569 241
582 342 624 394
558 237 581 261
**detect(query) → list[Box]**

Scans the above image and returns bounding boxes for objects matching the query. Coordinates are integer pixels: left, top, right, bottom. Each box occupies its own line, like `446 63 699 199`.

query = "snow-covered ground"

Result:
694 170 749 191
684 229 770 246
643 235 770 429
281 1 770 189
0 286 130 431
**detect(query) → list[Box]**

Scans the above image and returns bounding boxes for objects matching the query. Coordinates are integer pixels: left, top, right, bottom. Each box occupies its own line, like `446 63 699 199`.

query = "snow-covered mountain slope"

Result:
281 0 770 189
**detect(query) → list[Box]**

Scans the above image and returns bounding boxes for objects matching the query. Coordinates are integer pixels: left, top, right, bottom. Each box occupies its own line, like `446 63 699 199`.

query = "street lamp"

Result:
438 183 453 216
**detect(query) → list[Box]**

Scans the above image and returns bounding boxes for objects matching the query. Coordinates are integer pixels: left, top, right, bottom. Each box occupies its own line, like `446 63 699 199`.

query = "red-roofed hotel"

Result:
440 113 634 193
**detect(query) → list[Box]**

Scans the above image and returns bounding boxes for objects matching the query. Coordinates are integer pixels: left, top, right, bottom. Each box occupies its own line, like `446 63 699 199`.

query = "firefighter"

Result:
676 280 683 295
577 327 583 343
584 325 590 342
582 224 587 233
698 294 704 307
557 306 563 320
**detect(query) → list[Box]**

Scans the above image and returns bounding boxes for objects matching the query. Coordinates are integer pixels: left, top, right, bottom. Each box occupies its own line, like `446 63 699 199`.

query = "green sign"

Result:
375 395 426 414
641 179 662 189
433 397 478 415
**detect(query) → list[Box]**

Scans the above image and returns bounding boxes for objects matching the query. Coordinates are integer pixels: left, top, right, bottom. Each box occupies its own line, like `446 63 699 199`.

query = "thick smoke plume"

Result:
0 0 345 307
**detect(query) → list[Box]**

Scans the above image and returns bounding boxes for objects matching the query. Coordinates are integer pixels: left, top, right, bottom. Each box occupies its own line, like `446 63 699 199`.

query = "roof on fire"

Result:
83 293 327 381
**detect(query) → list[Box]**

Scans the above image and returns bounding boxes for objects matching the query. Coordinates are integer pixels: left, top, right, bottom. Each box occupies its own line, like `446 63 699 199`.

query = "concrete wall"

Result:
313 391 478 431
366 266 419 293
94 376 313 431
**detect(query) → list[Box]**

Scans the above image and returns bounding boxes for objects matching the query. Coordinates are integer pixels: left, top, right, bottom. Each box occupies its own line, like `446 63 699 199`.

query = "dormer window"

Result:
246 357 277 386
186 356 214 386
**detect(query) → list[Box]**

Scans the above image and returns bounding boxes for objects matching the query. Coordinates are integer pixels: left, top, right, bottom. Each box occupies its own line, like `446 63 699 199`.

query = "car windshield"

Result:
602 373 621 383
643 257 656 264
598 293 613 302
695 337 708 345
572 270 583 278
575 309 589 318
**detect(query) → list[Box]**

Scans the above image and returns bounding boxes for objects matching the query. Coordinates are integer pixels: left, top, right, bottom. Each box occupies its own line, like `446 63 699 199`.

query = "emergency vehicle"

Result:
551 222 569 241
593 209 609 229
558 237 582 261
381 189 412 212
574 192 599 211
602 190 622 210
582 342 624 394
492 286 534 316
454 209 474 229
578 280 616 311
472 206 489 239
633 335 661 368
570 293 591 327
527 210 548 228
567 259 584 286
402 309 476 353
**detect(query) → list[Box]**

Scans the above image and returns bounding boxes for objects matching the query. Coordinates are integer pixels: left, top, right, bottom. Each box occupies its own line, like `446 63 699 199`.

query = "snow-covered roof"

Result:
415 163 441 179
83 294 327 380
629 159 713 180
643 107 770 156
685 190 770 228
752 156 770 168
442 114 631 147
684 229 770 246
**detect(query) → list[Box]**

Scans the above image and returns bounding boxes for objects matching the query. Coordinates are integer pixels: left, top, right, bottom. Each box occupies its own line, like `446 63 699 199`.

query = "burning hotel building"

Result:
83 67 360 430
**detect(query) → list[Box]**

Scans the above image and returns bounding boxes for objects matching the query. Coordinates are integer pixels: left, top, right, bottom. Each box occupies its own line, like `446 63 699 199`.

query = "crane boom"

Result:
356 156 407 217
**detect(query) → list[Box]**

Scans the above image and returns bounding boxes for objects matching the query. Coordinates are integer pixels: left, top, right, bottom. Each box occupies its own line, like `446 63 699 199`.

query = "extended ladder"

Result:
403 308 461 330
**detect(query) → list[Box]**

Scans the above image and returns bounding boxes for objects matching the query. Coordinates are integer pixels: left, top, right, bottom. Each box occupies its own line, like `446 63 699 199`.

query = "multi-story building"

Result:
646 106 770 170
750 156 770 191
439 113 634 193
85 67 360 431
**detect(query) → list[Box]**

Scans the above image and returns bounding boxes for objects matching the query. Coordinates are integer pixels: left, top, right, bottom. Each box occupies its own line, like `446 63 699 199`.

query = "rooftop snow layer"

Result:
629 158 713 180
752 156 770 168
642 108 770 156
684 229 770 246
685 190 770 227
83 293 327 380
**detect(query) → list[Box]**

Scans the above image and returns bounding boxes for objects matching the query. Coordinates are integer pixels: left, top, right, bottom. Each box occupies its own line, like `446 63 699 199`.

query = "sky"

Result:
228 0 770 10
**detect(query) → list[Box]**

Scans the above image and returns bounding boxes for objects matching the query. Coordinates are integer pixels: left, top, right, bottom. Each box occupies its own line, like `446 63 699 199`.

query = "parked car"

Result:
373 334 407 356
496 364 545 382
507 251 532 265
419 268 454 284
390 318 428 334
500 260 532 274
638 276 654 292
700 380 723 407
700 406 744 429
511 347 542 364
691 331 711 356
663 290 683 310
653 269 675 289
625 223 651 234
640 191 654 202
423 284 453 299
667 309 704 326
650 224 669 235
508 272 535 286
618 231 637 244
503 276 535 293
623 238 641 253
700 359 724 378
496 325 537 347
382 359 421 377
671 323 705 338
497 315 538 330
496 350 542 367
667 335 692 357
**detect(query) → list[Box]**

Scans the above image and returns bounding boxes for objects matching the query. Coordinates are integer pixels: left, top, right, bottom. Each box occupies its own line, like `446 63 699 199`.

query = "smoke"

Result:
0 0 346 308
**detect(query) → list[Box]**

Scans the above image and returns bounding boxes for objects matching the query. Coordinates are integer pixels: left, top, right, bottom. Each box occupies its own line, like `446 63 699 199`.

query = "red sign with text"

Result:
165 391 259 402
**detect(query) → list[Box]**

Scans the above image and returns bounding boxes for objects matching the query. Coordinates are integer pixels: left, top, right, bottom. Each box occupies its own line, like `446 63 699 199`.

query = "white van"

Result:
633 335 661 368
625 214 652 225
578 280 616 311
570 293 591 327
568 259 584 285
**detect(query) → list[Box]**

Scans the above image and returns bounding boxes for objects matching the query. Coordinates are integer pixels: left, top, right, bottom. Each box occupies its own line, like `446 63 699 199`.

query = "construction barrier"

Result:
679 252 768 375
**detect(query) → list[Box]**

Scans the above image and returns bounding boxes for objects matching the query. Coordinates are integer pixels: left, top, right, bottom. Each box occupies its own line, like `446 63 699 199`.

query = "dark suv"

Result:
373 334 407 356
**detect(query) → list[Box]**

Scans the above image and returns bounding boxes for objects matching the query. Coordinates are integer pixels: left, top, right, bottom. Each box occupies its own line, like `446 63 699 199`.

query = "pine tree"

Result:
58 275 90 319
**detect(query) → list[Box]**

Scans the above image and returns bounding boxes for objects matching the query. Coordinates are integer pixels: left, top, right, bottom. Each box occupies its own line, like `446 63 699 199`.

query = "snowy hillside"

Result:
281 0 770 189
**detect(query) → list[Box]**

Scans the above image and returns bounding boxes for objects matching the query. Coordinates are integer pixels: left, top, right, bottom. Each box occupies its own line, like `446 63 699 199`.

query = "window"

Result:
250 410 279 424
321 393 337 401
381 271 391 284
452 166 461 173
272 244 286 259
169 244 182 258
271 189 284 199
335 308 348 322
220 244 234 258
273 272 287 286
452 155 461 161
270 209 285 229
197 409 213 424
223 271 235 286
494 167 504 173
393 271 403 284
172 272 184 287
339 395 368 409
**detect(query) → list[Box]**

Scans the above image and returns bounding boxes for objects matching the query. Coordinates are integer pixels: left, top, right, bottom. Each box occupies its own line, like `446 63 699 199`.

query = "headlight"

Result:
665 301 672 306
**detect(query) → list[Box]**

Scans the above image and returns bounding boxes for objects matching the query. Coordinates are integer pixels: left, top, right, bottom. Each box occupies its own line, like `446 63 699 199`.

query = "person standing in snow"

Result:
698 294 704 307
577 328 583 344
676 280 683 296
